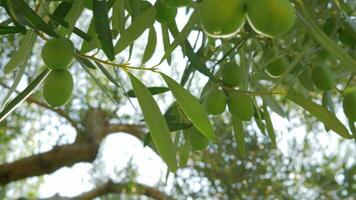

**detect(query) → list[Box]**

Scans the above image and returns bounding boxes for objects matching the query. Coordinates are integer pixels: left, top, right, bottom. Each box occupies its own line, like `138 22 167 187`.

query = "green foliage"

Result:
0 0 355 178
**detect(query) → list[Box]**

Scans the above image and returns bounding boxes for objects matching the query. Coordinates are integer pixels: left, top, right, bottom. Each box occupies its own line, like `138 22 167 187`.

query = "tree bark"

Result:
0 143 99 185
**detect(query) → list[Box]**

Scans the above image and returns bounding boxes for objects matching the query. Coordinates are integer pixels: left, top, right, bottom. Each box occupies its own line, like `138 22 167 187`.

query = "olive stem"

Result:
75 53 159 72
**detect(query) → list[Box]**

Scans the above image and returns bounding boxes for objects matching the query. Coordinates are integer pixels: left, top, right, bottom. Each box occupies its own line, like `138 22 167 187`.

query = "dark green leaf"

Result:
93 0 115 60
0 26 20 35
95 62 122 88
262 103 277 148
10 0 58 37
74 55 96 69
0 68 50 123
127 87 169 97
48 14 92 41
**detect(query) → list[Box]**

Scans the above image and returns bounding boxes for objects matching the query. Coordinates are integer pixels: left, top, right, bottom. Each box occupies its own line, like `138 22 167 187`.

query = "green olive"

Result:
265 57 289 77
343 91 356 122
41 38 74 70
203 88 227 115
43 70 74 108
199 0 245 38
228 92 254 121
155 0 177 23
246 0 295 38
311 66 334 91
189 127 209 151
221 62 241 87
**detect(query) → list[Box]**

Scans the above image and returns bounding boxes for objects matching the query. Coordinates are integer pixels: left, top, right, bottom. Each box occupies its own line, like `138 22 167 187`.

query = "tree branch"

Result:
0 123 151 185
73 180 171 200
0 143 99 185
106 124 146 140
33 181 172 200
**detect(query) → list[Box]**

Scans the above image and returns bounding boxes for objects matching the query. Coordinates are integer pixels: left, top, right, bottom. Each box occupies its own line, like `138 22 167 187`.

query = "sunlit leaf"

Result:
142 26 157 64
129 73 177 172
114 7 156 54
161 73 216 140
288 93 353 139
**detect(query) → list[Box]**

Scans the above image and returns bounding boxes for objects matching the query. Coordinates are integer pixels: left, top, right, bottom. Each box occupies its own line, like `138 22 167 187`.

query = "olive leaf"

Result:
161 73 216 141
129 73 177 172
289 93 353 139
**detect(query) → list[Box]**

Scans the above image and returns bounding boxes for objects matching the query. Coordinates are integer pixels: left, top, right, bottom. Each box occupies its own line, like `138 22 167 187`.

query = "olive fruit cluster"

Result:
199 0 295 38
203 62 254 121
41 38 74 107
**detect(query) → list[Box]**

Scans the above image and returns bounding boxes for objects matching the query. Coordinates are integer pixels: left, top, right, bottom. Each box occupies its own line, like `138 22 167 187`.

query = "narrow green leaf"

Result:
81 19 100 53
74 55 96 69
114 7 157 54
48 14 92 41
262 95 287 118
93 0 115 60
80 63 117 104
10 0 58 37
0 68 50 123
349 121 356 140
161 23 172 65
296 2 356 72
1 0 27 33
49 1 73 28
167 22 214 80
179 130 191 167
4 30 37 73
288 93 353 139
129 73 177 172
262 103 277 148
232 116 245 156
161 73 216 140
0 26 20 35
185 45 215 79
141 26 157 64
322 91 335 114
112 0 125 33
95 62 122 88
59 0 84 36
1 64 26 110
159 11 198 64
127 87 169 97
